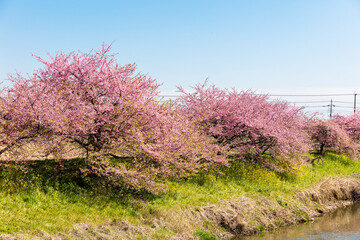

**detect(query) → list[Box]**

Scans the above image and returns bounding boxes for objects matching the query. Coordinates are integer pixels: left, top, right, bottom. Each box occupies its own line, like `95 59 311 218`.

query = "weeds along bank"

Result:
1 153 360 239
1 46 360 238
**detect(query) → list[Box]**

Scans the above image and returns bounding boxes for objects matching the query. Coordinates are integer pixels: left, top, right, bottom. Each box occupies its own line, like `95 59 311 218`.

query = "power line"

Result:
332 101 353 104
158 94 357 98
265 93 354 97
334 106 354 109
302 105 329 108
157 92 359 117
289 101 332 104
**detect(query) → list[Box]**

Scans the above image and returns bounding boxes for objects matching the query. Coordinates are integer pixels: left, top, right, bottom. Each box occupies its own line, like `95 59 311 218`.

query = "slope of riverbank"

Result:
1 152 360 240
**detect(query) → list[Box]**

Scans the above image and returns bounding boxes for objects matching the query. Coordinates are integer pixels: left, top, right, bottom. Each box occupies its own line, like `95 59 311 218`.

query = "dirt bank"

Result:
202 176 360 238
2 176 360 240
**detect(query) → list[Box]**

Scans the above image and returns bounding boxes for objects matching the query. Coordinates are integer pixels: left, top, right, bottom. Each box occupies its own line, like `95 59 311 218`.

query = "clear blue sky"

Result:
1 0 360 94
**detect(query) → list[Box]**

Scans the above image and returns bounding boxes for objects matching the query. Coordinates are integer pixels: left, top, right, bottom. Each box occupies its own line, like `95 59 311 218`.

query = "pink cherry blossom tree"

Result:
333 113 360 143
178 82 310 170
0 46 225 191
308 118 355 157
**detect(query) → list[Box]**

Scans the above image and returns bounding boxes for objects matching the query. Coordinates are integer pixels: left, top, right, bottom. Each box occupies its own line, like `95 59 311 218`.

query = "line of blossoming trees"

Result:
0 46 359 192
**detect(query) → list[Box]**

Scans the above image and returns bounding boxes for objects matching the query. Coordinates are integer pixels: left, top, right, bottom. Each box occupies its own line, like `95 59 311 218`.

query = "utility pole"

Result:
329 99 335 118
354 93 357 114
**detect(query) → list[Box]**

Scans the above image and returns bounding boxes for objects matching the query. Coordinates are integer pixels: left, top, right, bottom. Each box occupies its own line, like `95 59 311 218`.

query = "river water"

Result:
238 201 360 240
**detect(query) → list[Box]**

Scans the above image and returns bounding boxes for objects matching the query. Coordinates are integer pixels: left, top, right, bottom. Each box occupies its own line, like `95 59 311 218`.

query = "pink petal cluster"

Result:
178 82 310 169
309 119 354 156
0 46 224 192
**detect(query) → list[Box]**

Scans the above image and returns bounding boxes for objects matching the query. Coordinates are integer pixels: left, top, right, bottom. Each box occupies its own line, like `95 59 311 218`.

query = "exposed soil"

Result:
203 176 360 238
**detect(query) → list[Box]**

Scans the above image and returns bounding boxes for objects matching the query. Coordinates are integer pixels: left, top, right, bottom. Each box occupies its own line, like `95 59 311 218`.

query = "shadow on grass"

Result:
0 158 156 203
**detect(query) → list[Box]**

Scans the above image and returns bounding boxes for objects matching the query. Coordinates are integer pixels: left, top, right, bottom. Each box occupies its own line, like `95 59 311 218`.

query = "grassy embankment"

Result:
0 152 360 239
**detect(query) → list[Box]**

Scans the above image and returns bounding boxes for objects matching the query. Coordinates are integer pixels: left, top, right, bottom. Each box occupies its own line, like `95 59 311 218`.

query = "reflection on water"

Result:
238 201 360 240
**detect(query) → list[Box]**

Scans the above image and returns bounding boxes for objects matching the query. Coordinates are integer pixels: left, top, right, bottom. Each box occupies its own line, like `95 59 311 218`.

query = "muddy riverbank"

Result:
205 176 360 238
240 201 360 240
